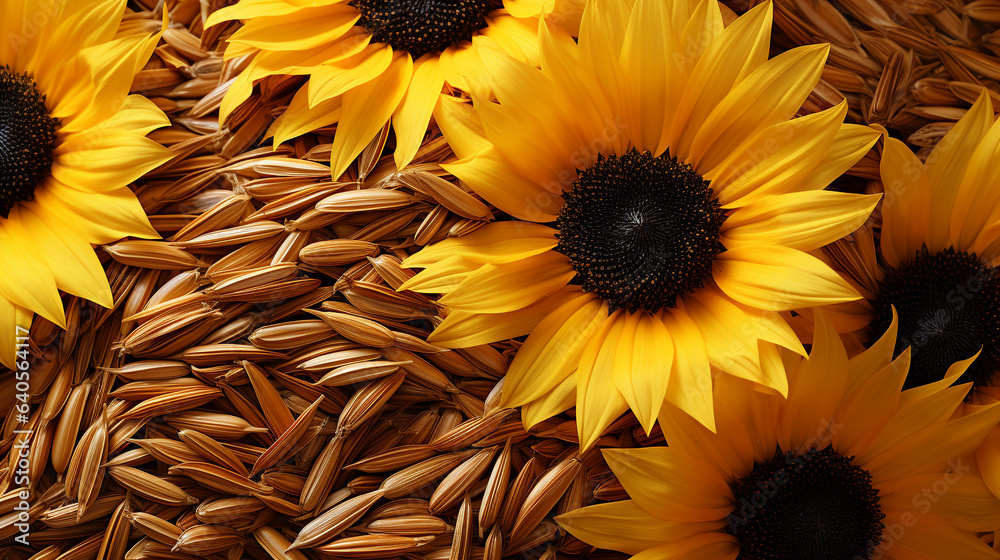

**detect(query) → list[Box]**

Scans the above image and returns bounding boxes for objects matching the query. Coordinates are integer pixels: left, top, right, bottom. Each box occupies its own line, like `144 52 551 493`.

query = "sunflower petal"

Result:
714 246 860 311
438 250 574 313
556 501 723 555
442 149 562 222
501 293 605 407
576 311 628 450
428 286 583 347
392 55 445 170
721 191 881 252
330 54 413 178
403 222 557 268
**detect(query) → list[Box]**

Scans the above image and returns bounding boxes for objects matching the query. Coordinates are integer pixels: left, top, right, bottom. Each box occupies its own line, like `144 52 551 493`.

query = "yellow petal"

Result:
442 149 562 222
403 221 557 268
618 0 674 152
879 132 932 268
614 311 672 435
688 43 828 171
31 183 159 244
707 101 847 207
668 0 772 159
976 423 1000 499
307 44 393 106
439 250 575 313
778 309 847 454
721 191 881 252
629 535 739 560
0 222 66 328
602 447 733 522
556 501 724 555
397 255 480 294
428 286 583 347
924 88 994 253
793 122 881 192
663 304 716 430
953 91 1000 252
7 205 113 308
878 512 1000 560
268 87 343 147
0 299 32 371
576 311 628 450
714 246 860 311
59 29 161 133
501 293 605 407
434 95 490 160
685 290 765 387
520 373 577 429
225 3 359 51
392 55 445 170
330 54 413 178
53 131 173 193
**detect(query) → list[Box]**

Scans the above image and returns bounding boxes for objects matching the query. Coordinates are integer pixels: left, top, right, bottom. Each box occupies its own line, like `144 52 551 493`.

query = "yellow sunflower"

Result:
816 89 1000 501
558 310 1000 560
0 0 172 368
205 0 581 179
399 0 881 448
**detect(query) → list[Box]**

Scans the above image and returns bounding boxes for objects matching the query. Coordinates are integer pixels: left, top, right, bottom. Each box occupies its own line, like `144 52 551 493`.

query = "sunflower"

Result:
0 0 172 368
557 310 1000 560
399 0 881 448
816 89 1000 501
204 0 581 180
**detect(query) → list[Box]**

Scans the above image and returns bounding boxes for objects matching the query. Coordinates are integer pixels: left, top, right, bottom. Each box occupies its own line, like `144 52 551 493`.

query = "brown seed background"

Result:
4 0 1000 558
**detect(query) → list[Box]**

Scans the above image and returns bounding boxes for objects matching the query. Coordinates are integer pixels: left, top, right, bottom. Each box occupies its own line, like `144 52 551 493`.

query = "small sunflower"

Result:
558 310 1000 560
205 0 581 179
827 90 1000 392
0 0 172 368
819 89 1000 501
400 0 881 447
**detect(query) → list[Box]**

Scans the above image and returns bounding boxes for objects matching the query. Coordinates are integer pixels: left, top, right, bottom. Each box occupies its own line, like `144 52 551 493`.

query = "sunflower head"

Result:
555 149 726 313
401 0 882 448
0 66 59 218
557 309 1000 559
0 0 172 369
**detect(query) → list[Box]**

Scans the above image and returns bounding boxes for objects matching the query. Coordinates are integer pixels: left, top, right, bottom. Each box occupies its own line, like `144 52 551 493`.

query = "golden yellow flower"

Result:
206 0 581 179
558 311 1000 560
400 0 881 447
0 0 172 368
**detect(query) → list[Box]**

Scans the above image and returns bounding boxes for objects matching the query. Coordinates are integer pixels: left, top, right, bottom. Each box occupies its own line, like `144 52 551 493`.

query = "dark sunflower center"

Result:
554 149 725 313
871 247 1000 390
0 66 58 220
727 447 884 560
350 0 502 58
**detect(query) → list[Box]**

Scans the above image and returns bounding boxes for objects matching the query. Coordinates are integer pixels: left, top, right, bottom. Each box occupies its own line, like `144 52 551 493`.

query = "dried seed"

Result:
243 360 295 434
316 189 416 213
290 490 386 550
365 514 450 536
314 360 409 387
304 310 395 348
254 526 309 560
108 466 199 506
168 462 273 495
429 447 497 514
450 494 472 560
177 429 250 477
104 240 201 270
299 240 381 266
316 534 435 557
508 458 581 546
127 512 183 546
173 524 244 554
379 450 477 499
